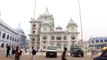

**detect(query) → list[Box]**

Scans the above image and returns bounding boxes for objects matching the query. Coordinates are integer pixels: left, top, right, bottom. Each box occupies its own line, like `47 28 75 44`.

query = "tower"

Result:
29 18 36 48
66 18 78 32
66 18 79 44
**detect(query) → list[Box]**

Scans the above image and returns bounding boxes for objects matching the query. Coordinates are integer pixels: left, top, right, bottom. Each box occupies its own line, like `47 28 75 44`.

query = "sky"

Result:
0 0 107 41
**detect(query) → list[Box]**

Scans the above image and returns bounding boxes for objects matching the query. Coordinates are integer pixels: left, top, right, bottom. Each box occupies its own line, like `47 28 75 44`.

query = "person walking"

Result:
31 47 37 60
61 47 67 60
14 46 22 60
6 45 11 57
90 46 95 58
11 47 15 58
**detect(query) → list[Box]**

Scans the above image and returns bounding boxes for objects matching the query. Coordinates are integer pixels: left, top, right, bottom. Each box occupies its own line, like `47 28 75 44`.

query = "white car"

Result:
46 45 57 57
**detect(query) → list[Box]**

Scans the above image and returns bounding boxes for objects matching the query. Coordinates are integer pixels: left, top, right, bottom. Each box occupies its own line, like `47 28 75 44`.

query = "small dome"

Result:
40 8 53 18
55 26 62 30
68 18 75 24
15 24 24 34
66 18 78 28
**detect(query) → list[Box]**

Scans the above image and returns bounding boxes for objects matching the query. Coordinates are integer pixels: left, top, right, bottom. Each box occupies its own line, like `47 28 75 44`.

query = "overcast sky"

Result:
0 0 107 41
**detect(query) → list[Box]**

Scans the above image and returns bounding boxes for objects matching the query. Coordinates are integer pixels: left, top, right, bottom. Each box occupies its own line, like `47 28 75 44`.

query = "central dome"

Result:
68 18 75 24
40 8 53 18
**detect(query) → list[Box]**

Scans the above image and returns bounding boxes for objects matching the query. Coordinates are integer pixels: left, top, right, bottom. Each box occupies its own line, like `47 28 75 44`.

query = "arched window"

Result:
63 36 67 40
10 36 12 41
57 43 61 49
51 36 54 40
17 39 18 42
1 43 4 48
43 46 46 49
2 33 6 38
6 44 8 47
71 35 75 40
42 35 47 40
56 36 62 40
71 27 74 31
0 31 1 39
33 24 35 28
7 35 9 40
17 39 19 43
100 40 103 43
15 39 17 42
104 39 107 42
0 31 1 37
96 40 99 43
12 37 14 41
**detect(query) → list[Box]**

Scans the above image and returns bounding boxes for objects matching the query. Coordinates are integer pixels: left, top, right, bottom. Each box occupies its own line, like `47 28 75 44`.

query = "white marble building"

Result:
29 8 79 51
0 15 27 49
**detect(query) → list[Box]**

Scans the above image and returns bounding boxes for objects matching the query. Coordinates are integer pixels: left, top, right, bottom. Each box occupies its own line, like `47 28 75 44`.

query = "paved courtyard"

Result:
0 52 100 60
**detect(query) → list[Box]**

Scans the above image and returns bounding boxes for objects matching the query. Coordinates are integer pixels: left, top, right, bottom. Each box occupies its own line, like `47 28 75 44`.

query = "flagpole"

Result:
77 0 83 41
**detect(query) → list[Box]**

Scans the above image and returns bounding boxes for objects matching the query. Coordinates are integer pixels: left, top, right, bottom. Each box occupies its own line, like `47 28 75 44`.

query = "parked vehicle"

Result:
93 57 107 60
46 45 57 58
70 44 84 57
93 47 107 60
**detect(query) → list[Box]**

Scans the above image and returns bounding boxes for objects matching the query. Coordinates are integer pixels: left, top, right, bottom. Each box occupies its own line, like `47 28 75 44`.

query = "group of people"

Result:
6 44 22 60
0 44 38 60
4 45 107 60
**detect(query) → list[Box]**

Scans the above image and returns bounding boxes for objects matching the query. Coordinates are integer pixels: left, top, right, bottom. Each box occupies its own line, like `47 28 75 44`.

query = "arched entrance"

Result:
1 43 4 48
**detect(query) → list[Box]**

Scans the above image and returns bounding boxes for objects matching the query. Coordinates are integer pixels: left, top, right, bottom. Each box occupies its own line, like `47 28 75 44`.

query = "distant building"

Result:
88 36 107 51
0 16 27 49
26 39 29 49
29 8 80 51
15 25 27 49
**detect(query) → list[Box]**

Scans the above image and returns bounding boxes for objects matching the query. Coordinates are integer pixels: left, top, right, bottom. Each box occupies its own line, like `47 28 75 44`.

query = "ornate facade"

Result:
29 8 79 51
